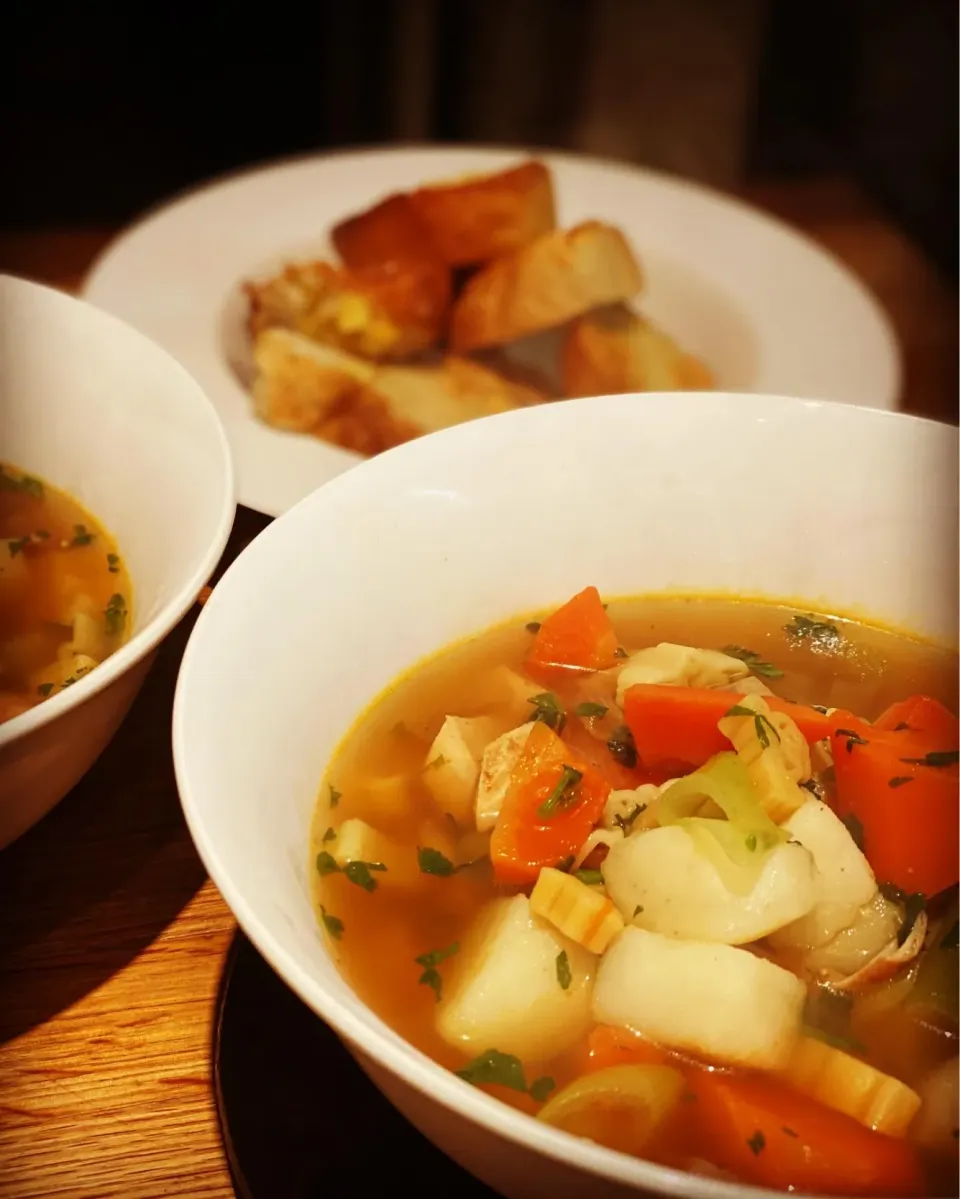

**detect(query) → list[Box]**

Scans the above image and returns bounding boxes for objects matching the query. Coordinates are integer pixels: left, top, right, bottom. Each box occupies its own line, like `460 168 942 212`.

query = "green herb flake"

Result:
900 749 960 769
0 467 44 498
754 712 780 750
747 1130 766 1156
425 753 447 771
415 941 459 1000
888 775 914 789
538 764 583 818
418 846 457 877
315 851 340 877
37 682 54 697
106 552 121 573
607 724 637 768
70 524 95 547
342 860 387 892
836 727 868 752
782 1126 798 1139
34 529 50 540
328 784 341 808
614 646 628 660
893 721 911 732
319 905 344 940
322 827 336 843
784 615 845 653
574 701 608 719
529 1076 556 1103
104 593 127 637
574 868 603 887
722 645 784 679
633 904 644 917
612 802 646 834
455 1049 529 1093
725 703 755 718
556 854 575 872
841 812 865 851
525 621 541 634
527 691 566 733
745 833 758 853
556 949 572 990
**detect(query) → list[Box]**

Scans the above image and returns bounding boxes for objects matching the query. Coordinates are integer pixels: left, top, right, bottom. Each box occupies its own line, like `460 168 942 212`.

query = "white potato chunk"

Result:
423 715 500 824
593 926 805 1069
471 665 543 725
718 676 776 697
768 801 877 951
438 894 595 1061
911 1056 960 1154
331 818 419 887
603 825 817 944
615 644 748 707
475 723 534 831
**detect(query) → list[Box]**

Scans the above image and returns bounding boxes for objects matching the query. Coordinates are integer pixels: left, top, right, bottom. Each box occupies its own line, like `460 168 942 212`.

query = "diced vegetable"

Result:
536 1063 685 1156
592 926 805 1069
769 800 878 951
689 1069 924 1196
358 774 418 826
602 824 817 944
530 867 625 954
802 892 903 977
475 724 534 831
472 665 545 726
614 643 749 707
490 722 610 885
830 726 959 896
437 895 594 1060
525 586 619 675
570 826 623 871
718 695 809 822
560 715 653 790
578 1025 672 1074
331 818 419 886
778 1033 921 1136
874 695 959 749
602 784 661 832
910 1055 960 1156
658 751 787 851
622 684 864 772
422 714 500 824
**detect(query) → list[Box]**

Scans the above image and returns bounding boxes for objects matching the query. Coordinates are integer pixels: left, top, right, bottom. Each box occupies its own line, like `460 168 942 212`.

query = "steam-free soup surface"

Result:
0 462 132 723
312 593 958 1196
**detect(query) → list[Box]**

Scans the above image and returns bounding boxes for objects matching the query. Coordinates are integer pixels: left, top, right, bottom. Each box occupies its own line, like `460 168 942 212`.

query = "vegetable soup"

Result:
311 589 958 1196
0 462 132 724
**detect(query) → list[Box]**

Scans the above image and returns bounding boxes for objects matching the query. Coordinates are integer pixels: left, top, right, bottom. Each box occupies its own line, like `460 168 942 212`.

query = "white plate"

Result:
83 146 901 517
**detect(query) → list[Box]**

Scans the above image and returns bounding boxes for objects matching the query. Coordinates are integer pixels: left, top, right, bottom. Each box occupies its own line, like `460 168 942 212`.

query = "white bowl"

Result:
0 274 234 847
173 393 957 1199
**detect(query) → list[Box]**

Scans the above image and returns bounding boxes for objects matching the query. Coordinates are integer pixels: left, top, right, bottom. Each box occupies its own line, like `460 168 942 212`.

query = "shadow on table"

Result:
0 509 270 1043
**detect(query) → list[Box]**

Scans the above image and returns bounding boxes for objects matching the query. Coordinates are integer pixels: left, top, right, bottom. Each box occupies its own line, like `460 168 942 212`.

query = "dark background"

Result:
2 0 956 274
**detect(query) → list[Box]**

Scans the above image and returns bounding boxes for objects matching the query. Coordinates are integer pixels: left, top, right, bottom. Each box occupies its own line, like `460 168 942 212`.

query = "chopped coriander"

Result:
415 941 459 1000
70 524 95 546
614 647 628 659
525 621 541 633
315 851 340 877
745 833 758 853
342 860 387 892
107 552 121 573
527 691 566 733
888 775 914 789
574 868 603 887
328 784 341 808
612 802 646 833
555 949 572 990
782 1126 798 1139
721 645 784 679
555 854 575 872
538 765 583 818
893 720 911 732
0 467 43 498
37 682 54 697
529 1076 556 1103
784 615 845 652
900 749 959 769
607 724 637 768
574 701 608 719
322 827 336 843
633 904 644 917
319 905 344 940
425 753 447 771
8 535 31 557
747 1130 766 1156
104 593 127 636
841 812 865 851
34 529 50 540
418 846 457 876
455 1049 529 1093
836 727 868 752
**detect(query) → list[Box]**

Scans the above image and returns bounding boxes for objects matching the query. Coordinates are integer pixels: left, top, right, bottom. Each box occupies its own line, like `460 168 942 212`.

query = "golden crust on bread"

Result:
408 160 556 266
449 221 643 352
251 327 374 432
244 256 449 361
561 304 715 397
332 192 443 272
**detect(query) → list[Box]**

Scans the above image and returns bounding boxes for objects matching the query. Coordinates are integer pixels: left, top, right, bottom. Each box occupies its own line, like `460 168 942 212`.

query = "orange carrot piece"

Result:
525 586 619 674
690 1070 924 1197
579 1026 671 1075
831 728 959 896
873 695 959 749
490 721 610 885
560 715 663 790
622 684 867 772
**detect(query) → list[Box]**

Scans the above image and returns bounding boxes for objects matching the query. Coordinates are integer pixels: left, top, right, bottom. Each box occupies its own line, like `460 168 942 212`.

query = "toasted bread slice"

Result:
316 356 546 456
251 327 374 432
408 160 556 266
449 221 643 352
332 192 446 272
561 304 715 397
244 255 448 361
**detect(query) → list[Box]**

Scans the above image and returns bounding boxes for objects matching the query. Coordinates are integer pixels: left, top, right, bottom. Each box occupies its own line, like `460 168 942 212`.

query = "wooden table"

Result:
0 177 956 1199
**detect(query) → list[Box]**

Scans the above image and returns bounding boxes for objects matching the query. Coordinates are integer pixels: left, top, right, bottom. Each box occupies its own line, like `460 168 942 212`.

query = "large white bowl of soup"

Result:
0 274 234 846
173 393 958 1199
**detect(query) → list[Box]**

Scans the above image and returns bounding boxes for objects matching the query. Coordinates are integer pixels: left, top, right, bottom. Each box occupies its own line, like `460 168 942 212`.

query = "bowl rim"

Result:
0 274 236 749
173 391 952 1199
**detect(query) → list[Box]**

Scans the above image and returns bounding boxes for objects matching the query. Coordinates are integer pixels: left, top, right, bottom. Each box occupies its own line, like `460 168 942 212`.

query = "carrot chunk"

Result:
525 586 619 674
